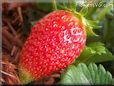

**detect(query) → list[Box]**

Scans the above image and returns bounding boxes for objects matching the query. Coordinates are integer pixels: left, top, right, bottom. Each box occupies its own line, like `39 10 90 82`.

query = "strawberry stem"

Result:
52 0 57 10
68 0 76 11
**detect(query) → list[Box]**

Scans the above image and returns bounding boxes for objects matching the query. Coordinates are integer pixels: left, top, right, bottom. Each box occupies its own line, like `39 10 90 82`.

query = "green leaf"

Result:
103 17 114 53
60 65 90 85
74 47 95 64
80 6 88 16
96 0 113 21
87 42 106 55
81 17 98 36
88 63 98 84
76 42 114 64
60 63 113 85
87 20 102 29
85 7 98 18
68 0 76 11
85 0 105 18
98 64 106 84
77 63 93 84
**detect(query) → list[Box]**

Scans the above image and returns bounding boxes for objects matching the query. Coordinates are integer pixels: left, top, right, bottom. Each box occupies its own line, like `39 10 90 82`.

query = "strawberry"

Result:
19 10 86 84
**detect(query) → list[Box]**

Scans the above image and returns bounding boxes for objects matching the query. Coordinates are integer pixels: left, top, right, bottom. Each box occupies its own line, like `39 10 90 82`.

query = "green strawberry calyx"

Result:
64 8 98 37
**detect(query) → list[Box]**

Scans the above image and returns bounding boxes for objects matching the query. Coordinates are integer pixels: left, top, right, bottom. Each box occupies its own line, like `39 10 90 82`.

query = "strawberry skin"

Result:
19 10 86 83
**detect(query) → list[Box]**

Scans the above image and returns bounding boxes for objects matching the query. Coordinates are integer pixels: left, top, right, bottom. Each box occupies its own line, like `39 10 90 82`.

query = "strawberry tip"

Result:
19 67 34 84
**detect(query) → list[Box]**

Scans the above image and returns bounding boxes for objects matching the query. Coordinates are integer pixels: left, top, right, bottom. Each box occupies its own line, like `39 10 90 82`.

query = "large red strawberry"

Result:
19 10 86 84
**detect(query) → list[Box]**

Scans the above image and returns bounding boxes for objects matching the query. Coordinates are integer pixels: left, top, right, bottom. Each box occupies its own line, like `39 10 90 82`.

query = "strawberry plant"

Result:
1 0 114 85
61 63 113 85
